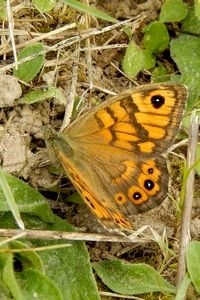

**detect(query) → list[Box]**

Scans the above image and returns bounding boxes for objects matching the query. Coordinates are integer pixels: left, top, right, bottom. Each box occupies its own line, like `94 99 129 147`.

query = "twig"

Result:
6 0 18 67
84 0 93 91
47 16 144 53
0 228 150 243
100 291 144 299
60 48 80 131
80 43 127 51
81 82 117 95
176 110 199 288
0 22 77 56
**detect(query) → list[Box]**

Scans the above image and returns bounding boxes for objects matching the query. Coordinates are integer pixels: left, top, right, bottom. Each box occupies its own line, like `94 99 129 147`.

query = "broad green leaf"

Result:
93 259 176 295
194 0 200 19
2 252 23 300
14 43 44 82
33 0 56 12
143 21 169 54
152 64 170 82
35 216 100 300
170 34 200 109
63 0 117 23
18 87 66 105
159 0 187 22
122 41 144 78
0 214 100 300
182 7 200 34
10 241 44 273
142 49 156 69
0 281 11 300
0 171 54 222
186 241 200 293
16 269 62 300
1 241 45 300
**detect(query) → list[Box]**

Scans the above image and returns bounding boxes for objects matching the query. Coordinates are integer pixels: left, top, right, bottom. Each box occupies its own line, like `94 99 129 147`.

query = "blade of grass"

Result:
63 0 118 23
0 169 24 230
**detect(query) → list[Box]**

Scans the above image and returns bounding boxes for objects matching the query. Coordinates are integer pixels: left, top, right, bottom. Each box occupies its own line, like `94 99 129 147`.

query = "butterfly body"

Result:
52 83 187 231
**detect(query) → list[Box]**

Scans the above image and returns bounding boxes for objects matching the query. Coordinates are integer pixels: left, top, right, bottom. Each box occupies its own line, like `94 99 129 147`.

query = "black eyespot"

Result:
117 196 122 201
148 168 154 174
133 192 142 200
151 95 165 108
144 179 154 190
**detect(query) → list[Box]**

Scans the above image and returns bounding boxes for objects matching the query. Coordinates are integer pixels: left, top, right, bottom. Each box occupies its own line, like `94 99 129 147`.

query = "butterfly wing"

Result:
53 83 187 231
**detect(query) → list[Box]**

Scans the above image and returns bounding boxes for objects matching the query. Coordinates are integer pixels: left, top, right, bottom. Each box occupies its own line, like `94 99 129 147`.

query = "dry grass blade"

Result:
60 47 80 131
100 291 145 300
0 227 154 244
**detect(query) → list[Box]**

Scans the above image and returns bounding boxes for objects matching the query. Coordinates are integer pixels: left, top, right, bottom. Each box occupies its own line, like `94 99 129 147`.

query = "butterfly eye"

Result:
151 94 165 108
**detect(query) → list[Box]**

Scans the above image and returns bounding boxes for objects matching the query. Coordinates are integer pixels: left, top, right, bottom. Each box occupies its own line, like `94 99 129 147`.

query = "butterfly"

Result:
50 83 187 232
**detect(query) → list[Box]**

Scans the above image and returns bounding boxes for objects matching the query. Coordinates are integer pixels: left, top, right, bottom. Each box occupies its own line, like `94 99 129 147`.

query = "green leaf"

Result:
0 281 11 300
175 274 191 300
159 0 188 23
0 240 46 300
143 21 169 54
186 241 200 293
123 26 133 40
18 87 66 105
93 260 176 295
10 241 44 273
65 192 83 204
33 0 56 12
142 49 156 69
170 34 200 109
0 169 24 229
0 0 6 20
14 43 44 82
0 214 100 300
0 170 54 222
63 0 117 23
2 252 23 300
182 7 200 34
36 216 100 300
16 269 63 300
151 64 170 82
194 0 200 20
122 41 144 78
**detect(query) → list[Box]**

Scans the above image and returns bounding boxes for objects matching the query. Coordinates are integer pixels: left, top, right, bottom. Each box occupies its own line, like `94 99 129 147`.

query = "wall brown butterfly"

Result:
51 83 187 231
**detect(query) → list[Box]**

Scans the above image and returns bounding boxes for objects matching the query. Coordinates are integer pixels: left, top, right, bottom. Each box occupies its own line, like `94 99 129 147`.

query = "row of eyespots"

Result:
114 161 160 205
